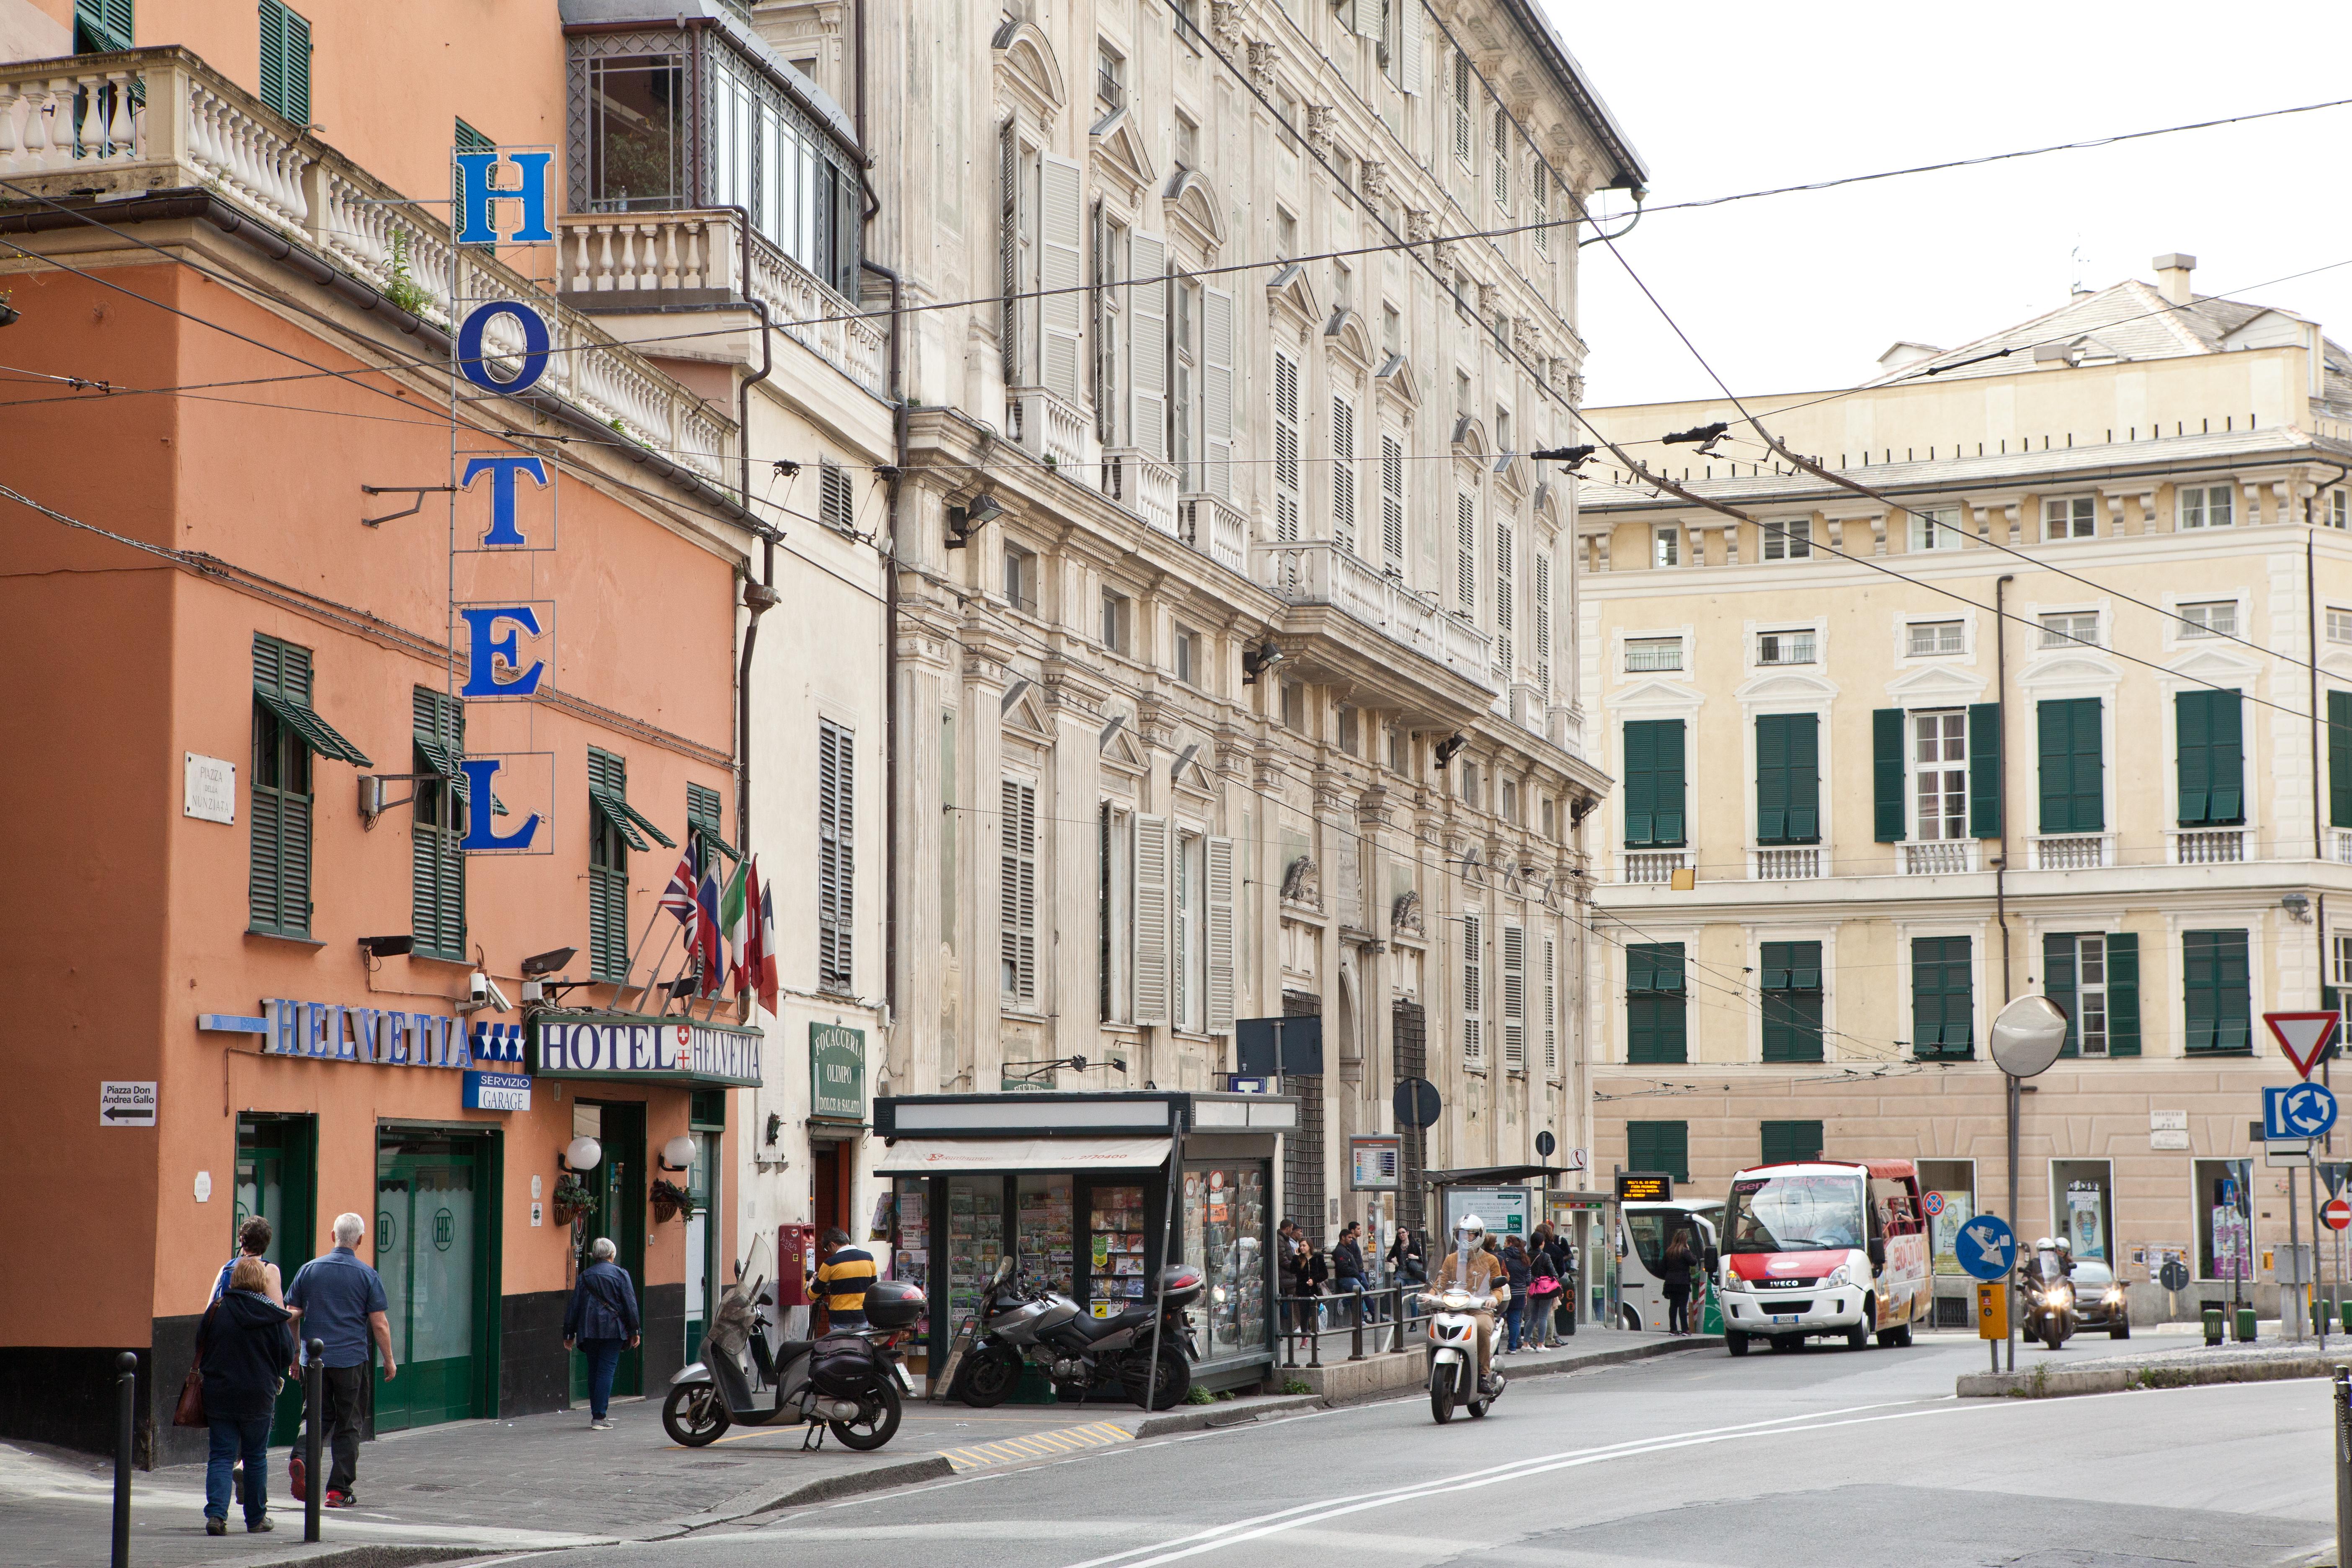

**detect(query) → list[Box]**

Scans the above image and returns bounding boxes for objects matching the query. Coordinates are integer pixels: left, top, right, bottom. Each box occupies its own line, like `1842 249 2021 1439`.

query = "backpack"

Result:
808 1336 881 1399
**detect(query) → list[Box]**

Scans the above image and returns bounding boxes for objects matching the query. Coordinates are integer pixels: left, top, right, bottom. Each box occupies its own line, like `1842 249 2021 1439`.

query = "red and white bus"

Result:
1716 1159 1929 1355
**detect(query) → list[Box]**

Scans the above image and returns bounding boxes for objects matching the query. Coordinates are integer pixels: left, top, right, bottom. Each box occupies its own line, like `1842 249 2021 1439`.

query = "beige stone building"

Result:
1577 256 2352 1322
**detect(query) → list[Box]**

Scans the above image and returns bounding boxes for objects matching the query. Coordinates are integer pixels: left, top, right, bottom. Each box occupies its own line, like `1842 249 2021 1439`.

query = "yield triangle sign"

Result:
2265 1011 2340 1079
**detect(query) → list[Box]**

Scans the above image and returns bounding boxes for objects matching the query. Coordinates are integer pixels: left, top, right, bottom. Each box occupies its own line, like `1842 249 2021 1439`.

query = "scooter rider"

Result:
1431 1215 1509 1395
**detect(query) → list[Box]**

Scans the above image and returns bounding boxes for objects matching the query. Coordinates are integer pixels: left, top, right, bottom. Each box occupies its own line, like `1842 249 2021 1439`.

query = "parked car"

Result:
2070 1260 2132 1339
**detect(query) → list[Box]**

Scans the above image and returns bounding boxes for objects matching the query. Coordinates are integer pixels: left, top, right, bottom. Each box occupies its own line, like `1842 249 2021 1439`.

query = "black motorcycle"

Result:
954 1255 1201 1411
663 1235 924 1450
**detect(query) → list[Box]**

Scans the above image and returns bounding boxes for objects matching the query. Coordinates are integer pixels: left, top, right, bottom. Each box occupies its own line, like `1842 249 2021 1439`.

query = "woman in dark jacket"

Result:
1661 1232 1696 1334
565 1236 642 1429
1500 1236 1533 1351
197 1256 294 1534
1386 1227 1426 1285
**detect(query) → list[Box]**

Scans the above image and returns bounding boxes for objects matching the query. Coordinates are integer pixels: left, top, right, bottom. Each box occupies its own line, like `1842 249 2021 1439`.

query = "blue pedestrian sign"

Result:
1954 1214 2017 1281
2264 1082 2339 1140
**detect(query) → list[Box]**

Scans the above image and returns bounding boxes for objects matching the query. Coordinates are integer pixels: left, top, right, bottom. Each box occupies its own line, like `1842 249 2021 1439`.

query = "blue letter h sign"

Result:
454 150 554 245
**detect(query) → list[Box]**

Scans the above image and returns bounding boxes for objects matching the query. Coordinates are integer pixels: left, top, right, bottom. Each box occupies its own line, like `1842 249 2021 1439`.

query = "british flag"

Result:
659 847 699 931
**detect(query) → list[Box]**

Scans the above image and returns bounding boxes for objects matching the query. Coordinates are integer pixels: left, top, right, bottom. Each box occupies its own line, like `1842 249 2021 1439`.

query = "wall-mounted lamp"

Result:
358 934 414 959
766 1112 783 1146
562 1135 603 1173
2284 891 2313 923
522 947 577 976
658 1135 696 1171
945 491 1006 548
1432 732 1469 770
1241 639 1285 684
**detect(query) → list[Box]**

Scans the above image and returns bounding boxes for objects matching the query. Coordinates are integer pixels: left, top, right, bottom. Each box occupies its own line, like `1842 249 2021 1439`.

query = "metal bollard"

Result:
304 1341 324 1543
2335 1365 2351 1568
1349 1292 1366 1362
112 1351 135 1568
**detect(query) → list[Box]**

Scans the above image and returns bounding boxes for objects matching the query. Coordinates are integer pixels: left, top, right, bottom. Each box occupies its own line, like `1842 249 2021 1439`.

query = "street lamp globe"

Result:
565 1135 603 1171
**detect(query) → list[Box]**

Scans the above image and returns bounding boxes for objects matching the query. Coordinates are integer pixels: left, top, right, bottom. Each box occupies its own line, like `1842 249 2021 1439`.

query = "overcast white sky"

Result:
1541 0 2352 408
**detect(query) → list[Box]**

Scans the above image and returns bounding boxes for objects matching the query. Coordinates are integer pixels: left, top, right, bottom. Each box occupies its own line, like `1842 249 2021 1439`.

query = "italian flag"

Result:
720 859 750 994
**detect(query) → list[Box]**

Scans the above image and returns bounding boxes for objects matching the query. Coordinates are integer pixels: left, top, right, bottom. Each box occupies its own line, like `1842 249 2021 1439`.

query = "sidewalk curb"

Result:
1957 1349 2352 1400
683 1453 958 1527
1130 1395 1325 1439
253 1547 539 1568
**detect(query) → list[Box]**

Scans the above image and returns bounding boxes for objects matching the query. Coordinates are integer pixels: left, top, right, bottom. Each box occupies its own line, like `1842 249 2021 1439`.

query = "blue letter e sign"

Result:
460 759 540 852
459 606 546 698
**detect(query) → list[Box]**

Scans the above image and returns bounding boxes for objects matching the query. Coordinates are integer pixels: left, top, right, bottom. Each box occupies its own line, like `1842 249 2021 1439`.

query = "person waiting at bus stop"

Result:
1427 1215 1509 1395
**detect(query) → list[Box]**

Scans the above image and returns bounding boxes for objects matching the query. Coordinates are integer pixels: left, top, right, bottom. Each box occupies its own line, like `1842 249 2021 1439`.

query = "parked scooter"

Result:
954 1255 1202 1410
1421 1284 1504 1423
663 1235 924 1450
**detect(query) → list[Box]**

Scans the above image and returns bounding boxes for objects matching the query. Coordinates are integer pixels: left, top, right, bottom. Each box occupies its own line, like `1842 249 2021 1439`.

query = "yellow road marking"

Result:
940 1419 1135 1471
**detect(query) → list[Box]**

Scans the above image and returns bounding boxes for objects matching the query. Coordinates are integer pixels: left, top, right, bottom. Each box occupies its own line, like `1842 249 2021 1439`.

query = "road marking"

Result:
940 1420 1135 1470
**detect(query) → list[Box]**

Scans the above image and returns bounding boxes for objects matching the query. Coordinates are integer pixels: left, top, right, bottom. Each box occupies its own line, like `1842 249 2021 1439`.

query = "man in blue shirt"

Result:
286 1213 397 1509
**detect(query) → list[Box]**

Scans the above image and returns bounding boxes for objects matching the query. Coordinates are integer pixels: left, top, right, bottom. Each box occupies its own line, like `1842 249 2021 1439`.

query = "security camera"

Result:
456 971 513 1014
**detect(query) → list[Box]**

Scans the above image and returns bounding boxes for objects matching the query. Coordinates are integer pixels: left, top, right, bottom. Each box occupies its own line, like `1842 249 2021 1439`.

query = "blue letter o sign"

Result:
457 300 551 394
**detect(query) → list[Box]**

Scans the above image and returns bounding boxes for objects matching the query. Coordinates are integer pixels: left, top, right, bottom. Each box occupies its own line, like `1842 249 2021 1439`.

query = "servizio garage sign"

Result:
532 1012 763 1086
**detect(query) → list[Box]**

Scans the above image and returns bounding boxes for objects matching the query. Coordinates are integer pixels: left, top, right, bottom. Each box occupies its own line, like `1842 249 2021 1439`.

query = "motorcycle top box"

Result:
862 1278 926 1329
1155 1264 1206 1307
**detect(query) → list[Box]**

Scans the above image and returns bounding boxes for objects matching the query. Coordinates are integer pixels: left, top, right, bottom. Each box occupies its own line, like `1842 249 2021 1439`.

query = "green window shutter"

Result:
2183 930 2216 1053
1966 702 2002 838
410 687 467 961
588 748 631 983
454 117 493 154
1761 1120 1823 1165
75 0 134 52
1626 944 1685 1064
248 634 316 937
2210 692 2244 823
2039 699 2104 833
1872 708 1905 842
1628 1121 1689 1184
1756 714 1818 844
1759 941 1823 1063
2105 932 2140 1057
2176 691 2244 826
2331 691 2352 829
2183 930 2250 1055
686 781 738 872
1622 720 1685 847
260 1 311 124
2043 931 2079 1057
1911 936 1973 1059
249 761 284 933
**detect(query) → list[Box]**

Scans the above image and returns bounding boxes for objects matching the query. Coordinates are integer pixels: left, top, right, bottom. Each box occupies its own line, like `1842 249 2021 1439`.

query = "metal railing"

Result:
1273 1282 1578 1368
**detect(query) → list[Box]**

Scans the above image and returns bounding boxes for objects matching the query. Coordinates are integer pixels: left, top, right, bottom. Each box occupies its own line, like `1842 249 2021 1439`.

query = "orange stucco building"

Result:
0 0 789 1460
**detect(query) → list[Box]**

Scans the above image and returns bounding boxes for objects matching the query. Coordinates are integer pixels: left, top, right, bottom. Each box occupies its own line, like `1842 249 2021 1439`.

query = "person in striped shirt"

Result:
812 1228 877 1331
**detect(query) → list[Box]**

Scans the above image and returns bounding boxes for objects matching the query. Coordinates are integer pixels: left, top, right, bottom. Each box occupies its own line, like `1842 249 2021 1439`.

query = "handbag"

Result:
173 1315 208 1428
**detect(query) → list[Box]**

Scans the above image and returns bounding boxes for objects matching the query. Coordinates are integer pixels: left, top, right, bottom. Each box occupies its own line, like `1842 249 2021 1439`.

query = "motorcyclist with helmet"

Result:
1429 1215 1510 1395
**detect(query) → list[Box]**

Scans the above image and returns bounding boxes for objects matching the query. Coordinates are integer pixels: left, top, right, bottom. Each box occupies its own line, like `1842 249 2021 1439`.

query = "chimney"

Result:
2153 252 2197 307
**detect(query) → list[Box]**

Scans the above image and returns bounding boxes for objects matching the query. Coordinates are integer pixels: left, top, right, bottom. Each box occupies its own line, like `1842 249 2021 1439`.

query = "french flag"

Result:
694 864 725 992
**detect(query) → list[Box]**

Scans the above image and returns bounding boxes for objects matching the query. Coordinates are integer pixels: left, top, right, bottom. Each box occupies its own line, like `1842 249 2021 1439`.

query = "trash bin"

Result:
2201 1307 2224 1346
2234 1305 2258 1343
2340 1300 2352 1335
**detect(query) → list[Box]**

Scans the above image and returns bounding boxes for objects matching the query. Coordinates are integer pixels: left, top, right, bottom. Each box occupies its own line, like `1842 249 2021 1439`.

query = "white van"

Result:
1617 1199 1721 1332
1717 1158 1930 1354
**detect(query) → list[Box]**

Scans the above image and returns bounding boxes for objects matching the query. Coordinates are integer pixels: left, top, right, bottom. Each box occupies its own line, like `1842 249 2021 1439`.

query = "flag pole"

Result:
611 899 671 1014
616 923 681 1017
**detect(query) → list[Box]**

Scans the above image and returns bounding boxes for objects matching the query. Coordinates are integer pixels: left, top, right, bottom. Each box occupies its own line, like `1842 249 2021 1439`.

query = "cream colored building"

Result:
792 0 1642 1314
1577 256 2352 1323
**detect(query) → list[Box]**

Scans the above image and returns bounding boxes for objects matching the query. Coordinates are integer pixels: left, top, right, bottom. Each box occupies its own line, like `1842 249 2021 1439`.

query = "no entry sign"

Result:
2325 1197 2352 1233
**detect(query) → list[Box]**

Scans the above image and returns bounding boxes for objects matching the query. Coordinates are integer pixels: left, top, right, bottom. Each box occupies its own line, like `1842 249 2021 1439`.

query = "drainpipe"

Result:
1995 574 2014 1003
720 206 776 869
862 256 907 1024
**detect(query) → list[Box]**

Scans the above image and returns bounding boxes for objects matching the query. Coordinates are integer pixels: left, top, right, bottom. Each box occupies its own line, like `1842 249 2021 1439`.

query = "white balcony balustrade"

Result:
1179 497 1247 573
2170 828 2247 864
1753 847 1823 880
1007 388 1090 472
1621 850 1690 884
1250 539 1499 691
1101 449 1179 537
2031 834 2112 870
1901 840 1975 875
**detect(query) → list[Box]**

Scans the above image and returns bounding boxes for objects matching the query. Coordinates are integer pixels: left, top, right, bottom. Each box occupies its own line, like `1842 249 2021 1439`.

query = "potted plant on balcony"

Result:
551 1174 595 1225
649 1178 698 1223
0 291 17 329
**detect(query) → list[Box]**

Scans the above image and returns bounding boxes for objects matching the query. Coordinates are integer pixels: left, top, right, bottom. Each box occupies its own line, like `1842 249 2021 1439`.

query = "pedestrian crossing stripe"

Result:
939 1420 1134 1470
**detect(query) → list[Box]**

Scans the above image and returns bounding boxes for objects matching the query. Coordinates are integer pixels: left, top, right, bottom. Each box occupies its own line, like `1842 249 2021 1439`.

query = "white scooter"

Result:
1421 1286 1504 1423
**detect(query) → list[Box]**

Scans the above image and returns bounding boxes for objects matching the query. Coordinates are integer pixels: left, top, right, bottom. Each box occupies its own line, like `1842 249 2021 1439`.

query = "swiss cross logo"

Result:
2264 1011 2341 1079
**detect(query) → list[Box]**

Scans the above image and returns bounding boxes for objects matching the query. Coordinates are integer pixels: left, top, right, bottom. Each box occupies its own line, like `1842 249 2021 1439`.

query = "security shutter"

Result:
1202 286 1235 500
1133 814 1171 1025
1872 708 1905 842
999 777 1038 1007
1456 491 1476 611
1380 429 1406 566
1038 155 1085 402
1206 835 1236 1033
1501 923 1526 1070
1331 395 1357 554
999 121 1024 385
1756 713 1821 843
819 720 855 992
1460 911 1483 1065
1272 351 1301 543
2037 698 2105 833
258 1 310 125
1129 231 1168 462
410 687 467 961
2175 689 2245 825
1621 720 1685 846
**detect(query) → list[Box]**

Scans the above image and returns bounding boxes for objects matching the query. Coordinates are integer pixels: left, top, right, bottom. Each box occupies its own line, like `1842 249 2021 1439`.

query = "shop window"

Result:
1183 1164 1270 1359
410 687 467 962
1916 1158 1975 1277
1626 943 1686 1063
2050 1158 2114 1266
1759 941 1823 1063
1089 1184 1149 1319
2195 1158 2252 1283
1627 1120 1688 1184
943 1176 1004 1341
1018 1174 1075 1297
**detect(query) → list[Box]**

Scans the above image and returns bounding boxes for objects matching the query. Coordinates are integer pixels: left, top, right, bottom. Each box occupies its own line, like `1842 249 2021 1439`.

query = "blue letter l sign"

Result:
460 759 540 851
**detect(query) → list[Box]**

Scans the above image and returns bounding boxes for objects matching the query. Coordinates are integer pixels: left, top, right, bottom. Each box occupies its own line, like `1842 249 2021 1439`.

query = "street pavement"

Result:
550 1331 2339 1568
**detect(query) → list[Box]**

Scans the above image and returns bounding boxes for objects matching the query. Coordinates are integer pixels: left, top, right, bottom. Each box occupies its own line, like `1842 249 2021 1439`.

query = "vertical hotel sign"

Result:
451 144 560 854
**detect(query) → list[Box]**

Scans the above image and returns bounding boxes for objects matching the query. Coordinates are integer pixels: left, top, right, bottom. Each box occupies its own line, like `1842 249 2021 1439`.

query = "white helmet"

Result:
1457 1213 1486 1240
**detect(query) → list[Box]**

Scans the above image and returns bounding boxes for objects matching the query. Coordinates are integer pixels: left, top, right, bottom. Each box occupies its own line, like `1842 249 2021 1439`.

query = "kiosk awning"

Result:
875 1135 1173 1174
1426 1165 1564 1186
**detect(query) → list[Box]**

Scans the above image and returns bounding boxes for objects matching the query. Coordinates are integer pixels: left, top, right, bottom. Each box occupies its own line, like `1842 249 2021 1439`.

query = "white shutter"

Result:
1492 106 1511 212
1039 154 1084 402
1347 0 1380 39
1542 933 1558 1077
1133 813 1171 1026
1495 515 1514 675
1452 53 1471 166
1330 395 1356 555
1532 165 1550 255
1274 351 1300 542
1381 429 1405 567
1455 491 1476 610
1461 911 1483 1065
1205 835 1235 1033
1534 552 1552 698
1000 778 1038 1006
999 122 1023 385
1129 231 1169 462
1202 286 1235 500
1501 922 1526 1070
1400 4 1423 95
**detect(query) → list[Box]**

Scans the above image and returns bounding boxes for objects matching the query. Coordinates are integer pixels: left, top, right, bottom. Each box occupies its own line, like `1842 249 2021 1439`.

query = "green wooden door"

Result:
234 1116 315 1446
374 1137 488 1431
569 1102 645 1404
